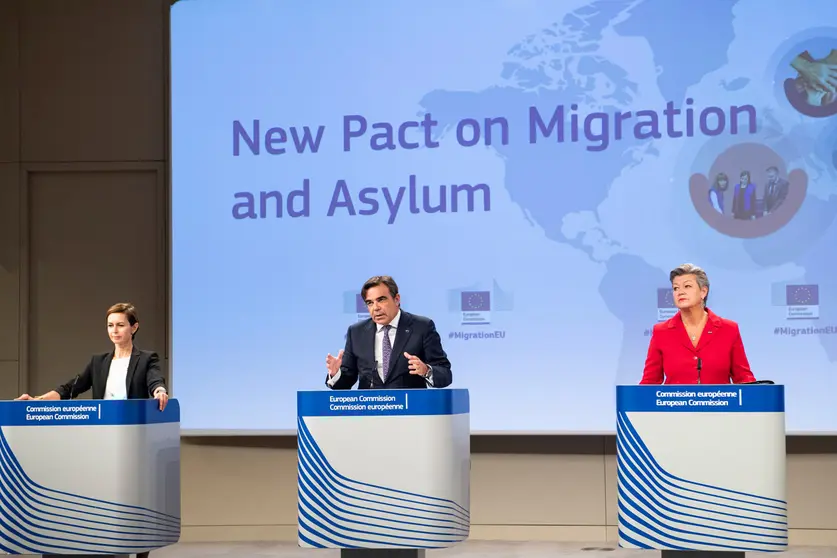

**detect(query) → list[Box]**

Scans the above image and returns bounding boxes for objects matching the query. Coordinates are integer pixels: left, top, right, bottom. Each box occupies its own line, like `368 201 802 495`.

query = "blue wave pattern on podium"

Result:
0 428 180 555
296 417 470 548
616 412 787 552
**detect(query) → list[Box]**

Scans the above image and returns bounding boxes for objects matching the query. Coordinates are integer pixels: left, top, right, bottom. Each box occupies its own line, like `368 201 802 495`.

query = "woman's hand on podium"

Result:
153 387 169 411
14 391 58 401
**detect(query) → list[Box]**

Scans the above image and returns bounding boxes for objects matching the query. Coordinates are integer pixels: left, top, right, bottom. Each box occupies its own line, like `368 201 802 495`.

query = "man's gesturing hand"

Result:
326 349 344 377
404 352 428 377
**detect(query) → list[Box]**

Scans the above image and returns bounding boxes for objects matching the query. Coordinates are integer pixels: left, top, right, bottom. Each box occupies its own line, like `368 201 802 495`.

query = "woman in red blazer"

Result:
640 263 756 385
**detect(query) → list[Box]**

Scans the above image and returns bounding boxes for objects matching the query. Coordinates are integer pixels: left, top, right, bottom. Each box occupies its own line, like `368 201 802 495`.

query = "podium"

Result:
0 399 181 557
616 384 787 557
296 388 470 558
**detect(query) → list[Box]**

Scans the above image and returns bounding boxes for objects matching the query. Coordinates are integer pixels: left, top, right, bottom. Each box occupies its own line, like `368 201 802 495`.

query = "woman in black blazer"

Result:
17 302 168 558
17 301 169 409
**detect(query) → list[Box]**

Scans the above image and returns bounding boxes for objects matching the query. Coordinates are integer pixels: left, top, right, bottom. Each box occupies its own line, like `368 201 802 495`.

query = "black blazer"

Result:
328 310 452 390
56 347 167 400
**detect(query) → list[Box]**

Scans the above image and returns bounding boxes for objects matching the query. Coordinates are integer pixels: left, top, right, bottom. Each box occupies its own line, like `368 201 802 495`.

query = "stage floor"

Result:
152 541 832 557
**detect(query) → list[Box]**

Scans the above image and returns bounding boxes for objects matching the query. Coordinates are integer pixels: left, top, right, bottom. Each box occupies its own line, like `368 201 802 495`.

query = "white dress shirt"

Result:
328 310 434 386
104 357 130 400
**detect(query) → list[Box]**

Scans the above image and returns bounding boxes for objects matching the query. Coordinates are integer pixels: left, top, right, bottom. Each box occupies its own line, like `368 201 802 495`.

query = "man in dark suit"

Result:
763 165 790 214
325 275 452 389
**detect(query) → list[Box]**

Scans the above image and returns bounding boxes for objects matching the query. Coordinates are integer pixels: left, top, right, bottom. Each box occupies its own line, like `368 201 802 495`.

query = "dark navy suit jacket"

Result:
327 310 452 390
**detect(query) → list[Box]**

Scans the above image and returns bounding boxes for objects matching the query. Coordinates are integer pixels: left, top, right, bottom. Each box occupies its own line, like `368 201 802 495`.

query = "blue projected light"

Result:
171 0 837 434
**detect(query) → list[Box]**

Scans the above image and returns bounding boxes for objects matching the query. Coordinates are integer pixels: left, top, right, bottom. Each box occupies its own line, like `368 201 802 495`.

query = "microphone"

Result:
69 374 80 400
696 358 702 385
358 361 376 389
372 360 380 388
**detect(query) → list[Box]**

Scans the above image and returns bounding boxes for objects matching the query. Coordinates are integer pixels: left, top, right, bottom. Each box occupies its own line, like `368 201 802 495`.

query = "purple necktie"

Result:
381 325 392 382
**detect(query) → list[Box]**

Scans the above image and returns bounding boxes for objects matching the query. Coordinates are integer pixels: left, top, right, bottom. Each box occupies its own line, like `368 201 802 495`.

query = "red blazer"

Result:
640 309 756 385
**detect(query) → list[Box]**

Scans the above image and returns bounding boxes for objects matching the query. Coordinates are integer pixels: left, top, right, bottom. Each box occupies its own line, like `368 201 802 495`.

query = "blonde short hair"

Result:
669 263 709 306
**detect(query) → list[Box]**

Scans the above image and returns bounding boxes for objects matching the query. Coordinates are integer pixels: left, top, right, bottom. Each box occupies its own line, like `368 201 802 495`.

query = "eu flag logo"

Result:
460 291 490 325
786 284 818 306
657 288 675 309
342 291 369 322
355 294 367 313
656 288 676 322
448 281 510 327
786 284 819 320
461 291 491 311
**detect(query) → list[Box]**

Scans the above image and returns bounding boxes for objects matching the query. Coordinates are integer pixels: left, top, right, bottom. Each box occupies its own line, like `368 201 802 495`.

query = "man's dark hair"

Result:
361 275 399 301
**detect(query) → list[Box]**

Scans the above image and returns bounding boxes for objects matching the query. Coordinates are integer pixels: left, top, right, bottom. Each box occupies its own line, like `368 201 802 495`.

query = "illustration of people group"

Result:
707 167 790 220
